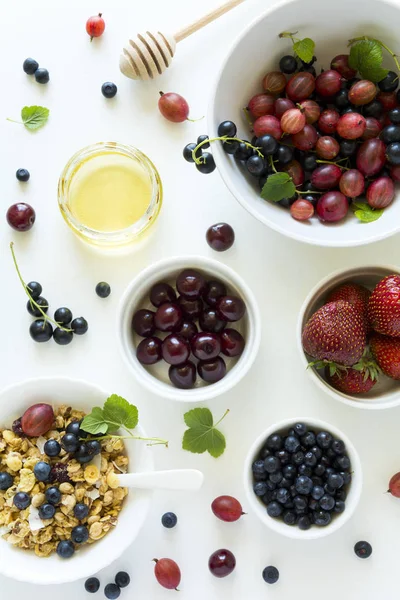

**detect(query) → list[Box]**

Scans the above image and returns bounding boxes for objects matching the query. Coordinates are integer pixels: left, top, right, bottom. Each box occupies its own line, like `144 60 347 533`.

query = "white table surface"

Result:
1 0 400 598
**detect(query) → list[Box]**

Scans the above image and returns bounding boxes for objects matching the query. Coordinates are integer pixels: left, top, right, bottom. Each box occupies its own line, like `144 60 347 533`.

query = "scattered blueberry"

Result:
16 168 30 182
75 443 93 464
38 503 56 519
104 583 121 599
264 456 281 474
161 512 178 528
66 420 82 436
71 317 88 335
13 492 31 510
44 439 61 457
74 503 90 520
23 58 39 75
0 472 14 490
262 566 279 584
354 541 372 559
86 440 102 456
85 577 100 593
34 67 49 84
61 433 79 453
96 282 111 298
57 540 75 559
101 82 118 98
295 475 313 495
319 494 335 511
45 486 61 505
115 572 130 588
294 423 307 436
71 525 89 544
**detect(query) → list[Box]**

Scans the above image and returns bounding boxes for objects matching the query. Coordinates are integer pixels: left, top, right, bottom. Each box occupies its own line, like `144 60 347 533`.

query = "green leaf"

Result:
352 201 384 222
21 105 50 130
349 40 388 82
103 394 139 431
182 408 227 458
293 38 315 64
260 172 296 203
80 407 108 435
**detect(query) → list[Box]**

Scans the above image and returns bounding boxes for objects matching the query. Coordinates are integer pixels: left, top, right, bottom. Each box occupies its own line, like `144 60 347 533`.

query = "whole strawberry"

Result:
325 354 380 395
302 300 366 366
326 283 371 331
370 333 400 379
368 274 400 337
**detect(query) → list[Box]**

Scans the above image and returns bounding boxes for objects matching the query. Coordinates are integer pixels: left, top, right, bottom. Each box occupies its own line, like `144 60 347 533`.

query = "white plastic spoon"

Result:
114 469 204 491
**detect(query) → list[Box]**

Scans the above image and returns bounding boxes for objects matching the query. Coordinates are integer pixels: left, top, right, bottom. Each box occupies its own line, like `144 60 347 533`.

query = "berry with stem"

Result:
153 558 181 590
388 472 400 497
211 495 244 522
158 91 190 123
86 13 105 40
247 93 276 119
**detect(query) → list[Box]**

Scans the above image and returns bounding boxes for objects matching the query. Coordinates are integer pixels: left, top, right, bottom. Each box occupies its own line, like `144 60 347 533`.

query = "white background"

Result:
1 0 400 598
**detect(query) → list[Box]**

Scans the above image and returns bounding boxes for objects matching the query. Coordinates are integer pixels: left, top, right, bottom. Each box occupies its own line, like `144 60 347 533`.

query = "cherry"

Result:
253 115 282 140
191 332 221 361
298 100 320 124
366 176 395 208
286 72 315 101
86 13 105 40
150 282 176 307
208 549 236 578
178 296 203 320
153 558 181 590
292 124 318 151
154 303 183 332
21 404 54 437
162 334 191 365
361 117 382 140
311 164 342 190
339 170 365 198
315 136 339 160
176 320 198 341
281 108 306 134
204 280 227 307
199 308 226 333
336 113 366 139
290 199 314 221
274 97 295 119
315 70 342 97
356 138 386 176
136 337 162 365
158 92 189 123
330 54 357 80
7 202 36 231
132 309 155 337
198 357 227 383
169 361 197 389
262 71 287 94
247 93 275 119
348 80 377 106
176 269 207 299
317 191 349 222
211 496 244 522
220 328 245 357
206 222 235 252
216 295 246 322
388 472 400 497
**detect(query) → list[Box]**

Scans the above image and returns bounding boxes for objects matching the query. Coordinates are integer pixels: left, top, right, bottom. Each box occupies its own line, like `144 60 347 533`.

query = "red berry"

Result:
290 199 314 221
326 366 377 394
348 80 377 106
292 124 318 150
317 191 349 222
315 136 340 160
262 71 287 95
21 404 54 437
208 549 236 578
370 333 400 379
247 93 275 119
280 108 306 134
211 495 244 522
356 138 386 176
282 159 304 186
153 558 181 590
274 97 294 119
286 72 315 102
377 91 398 111
336 113 366 139
315 70 342 97
253 115 282 139
318 109 340 134
388 472 400 497
7 202 36 231
86 13 105 40
311 164 342 190
326 282 371 332
330 54 357 80
361 117 382 140
368 274 400 337
220 329 245 357
366 176 395 209
298 99 321 124
390 164 400 181
158 92 189 123
339 169 365 198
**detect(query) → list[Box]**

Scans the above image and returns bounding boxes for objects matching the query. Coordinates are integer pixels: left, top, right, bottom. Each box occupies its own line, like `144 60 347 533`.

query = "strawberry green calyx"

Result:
351 351 382 383
308 359 347 378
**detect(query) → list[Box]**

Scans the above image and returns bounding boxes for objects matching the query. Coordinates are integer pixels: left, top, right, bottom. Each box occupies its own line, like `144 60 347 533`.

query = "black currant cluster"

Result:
26 280 88 345
252 423 352 530
183 134 216 173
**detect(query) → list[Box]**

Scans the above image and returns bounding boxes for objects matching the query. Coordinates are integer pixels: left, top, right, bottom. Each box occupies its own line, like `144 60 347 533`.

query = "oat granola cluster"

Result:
0 405 128 557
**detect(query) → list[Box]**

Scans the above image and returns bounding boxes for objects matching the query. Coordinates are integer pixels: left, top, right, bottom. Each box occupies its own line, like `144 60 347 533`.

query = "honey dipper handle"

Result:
174 0 245 43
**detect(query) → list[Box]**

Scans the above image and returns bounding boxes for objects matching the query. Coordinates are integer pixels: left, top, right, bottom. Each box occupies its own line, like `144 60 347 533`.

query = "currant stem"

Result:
269 156 278 173
279 31 300 43
242 107 254 130
192 137 263 164
316 159 350 170
9 242 72 332
6 118 22 125
348 36 400 75
83 433 169 447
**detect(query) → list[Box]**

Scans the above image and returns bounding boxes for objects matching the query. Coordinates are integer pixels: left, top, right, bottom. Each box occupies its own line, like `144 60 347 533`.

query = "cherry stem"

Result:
192 137 263 164
10 242 72 332
348 36 400 75
214 409 230 427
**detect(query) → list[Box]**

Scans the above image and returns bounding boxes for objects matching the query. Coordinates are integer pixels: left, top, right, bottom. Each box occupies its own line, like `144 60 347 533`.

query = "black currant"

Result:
30 319 53 342
195 152 216 174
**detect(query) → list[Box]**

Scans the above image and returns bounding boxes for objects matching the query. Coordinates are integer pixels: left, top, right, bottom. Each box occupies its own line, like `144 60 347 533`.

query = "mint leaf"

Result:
21 105 50 130
352 201 384 222
293 38 315 63
261 172 296 203
182 408 228 458
103 394 139 431
80 407 108 435
349 40 388 82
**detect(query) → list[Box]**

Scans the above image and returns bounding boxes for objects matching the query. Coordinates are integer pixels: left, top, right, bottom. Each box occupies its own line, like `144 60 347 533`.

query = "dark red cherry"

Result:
132 309 155 337
162 334 191 365
198 357 227 383
178 296 203 320
199 308 226 333
216 296 246 322
203 280 227 307
176 320 198 341
169 361 197 389
154 303 183 332
191 332 221 361
206 223 235 252
220 329 245 357
176 269 207 299
136 337 162 365
149 282 176 307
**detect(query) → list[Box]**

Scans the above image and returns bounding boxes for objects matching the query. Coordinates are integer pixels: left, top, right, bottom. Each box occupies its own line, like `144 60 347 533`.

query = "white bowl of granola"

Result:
0 377 154 585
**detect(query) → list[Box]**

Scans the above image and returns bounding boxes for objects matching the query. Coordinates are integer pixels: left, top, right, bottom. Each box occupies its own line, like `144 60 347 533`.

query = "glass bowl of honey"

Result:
58 142 162 247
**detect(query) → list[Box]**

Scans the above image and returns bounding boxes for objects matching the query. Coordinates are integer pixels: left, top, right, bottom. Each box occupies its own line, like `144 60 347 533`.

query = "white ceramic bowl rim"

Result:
243 417 362 540
118 255 261 402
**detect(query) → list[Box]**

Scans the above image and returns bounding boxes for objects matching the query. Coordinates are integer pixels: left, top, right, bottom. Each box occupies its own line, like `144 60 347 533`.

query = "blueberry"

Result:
316 431 333 449
71 525 89 544
71 317 89 335
262 565 279 584
96 282 111 298
292 451 305 465
161 512 177 528
354 541 372 559
285 435 301 453
75 443 92 464
54 307 73 325
252 460 265 476
38 503 56 519
104 584 121 599
44 439 61 457
260 445 271 459
16 168 30 182
298 464 312 477
0 472 14 490
364 100 383 118
279 477 291 489
336 455 351 470
74 503 89 520
293 495 307 512
14 492 31 510
279 54 298 74
321 455 332 468
311 485 325 501
56 540 75 559
254 481 268 496
27 296 49 317
267 501 282 518
275 449 290 465
269 471 283 485
308 498 318 511
85 577 100 593
334 500 346 513
295 476 313 495
23 58 39 74
86 440 102 456
298 515 312 530
319 494 335 511
45 486 61 505
115 572 130 588
313 510 332 526
266 479 277 492
35 68 49 84
310 446 322 460
301 431 316 448
264 456 281 474
312 477 324 487
266 434 283 451
283 464 297 479
261 491 275 505
283 510 297 525
253 472 267 482
340 471 352 486
294 423 307 436
276 488 290 504
328 473 344 489
66 420 83 436
61 433 79 453
218 121 237 137
101 82 118 98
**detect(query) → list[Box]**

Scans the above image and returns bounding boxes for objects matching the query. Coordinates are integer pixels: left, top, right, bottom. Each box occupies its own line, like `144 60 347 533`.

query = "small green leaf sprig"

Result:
348 36 400 83
7 105 49 131
81 394 168 447
279 31 315 64
182 407 229 458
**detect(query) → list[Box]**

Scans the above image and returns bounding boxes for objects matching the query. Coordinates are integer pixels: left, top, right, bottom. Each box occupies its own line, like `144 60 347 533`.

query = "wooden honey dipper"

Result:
119 0 245 80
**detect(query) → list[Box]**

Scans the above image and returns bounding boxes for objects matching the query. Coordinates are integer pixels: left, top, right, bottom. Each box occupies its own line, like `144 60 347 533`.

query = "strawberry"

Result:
368 274 400 337
326 282 371 331
325 352 380 394
370 333 400 379
302 300 366 366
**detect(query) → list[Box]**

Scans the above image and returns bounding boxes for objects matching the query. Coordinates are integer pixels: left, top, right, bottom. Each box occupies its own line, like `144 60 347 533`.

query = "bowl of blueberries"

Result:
118 256 260 402
244 417 362 539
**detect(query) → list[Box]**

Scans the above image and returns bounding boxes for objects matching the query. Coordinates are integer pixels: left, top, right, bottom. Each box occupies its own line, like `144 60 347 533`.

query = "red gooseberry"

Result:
377 91 398 111
292 124 318 150
247 93 275 119
318 109 340 134
282 160 304 186
299 100 321 124
356 138 386 176
286 72 315 102
280 108 306 134
315 136 340 160
290 199 314 221
316 191 349 222
361 117 382 140
336 113 366 139
315 70 342 97
330 55 357 80
253 115 282 140
311 164 342 190
390 165 400 181
274 98 295 119
366 176 395 208
339 169 365 198
348 80 377 106
263 71 287 95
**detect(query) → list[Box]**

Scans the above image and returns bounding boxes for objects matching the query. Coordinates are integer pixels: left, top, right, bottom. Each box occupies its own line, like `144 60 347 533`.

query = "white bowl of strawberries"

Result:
298 266 400 409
